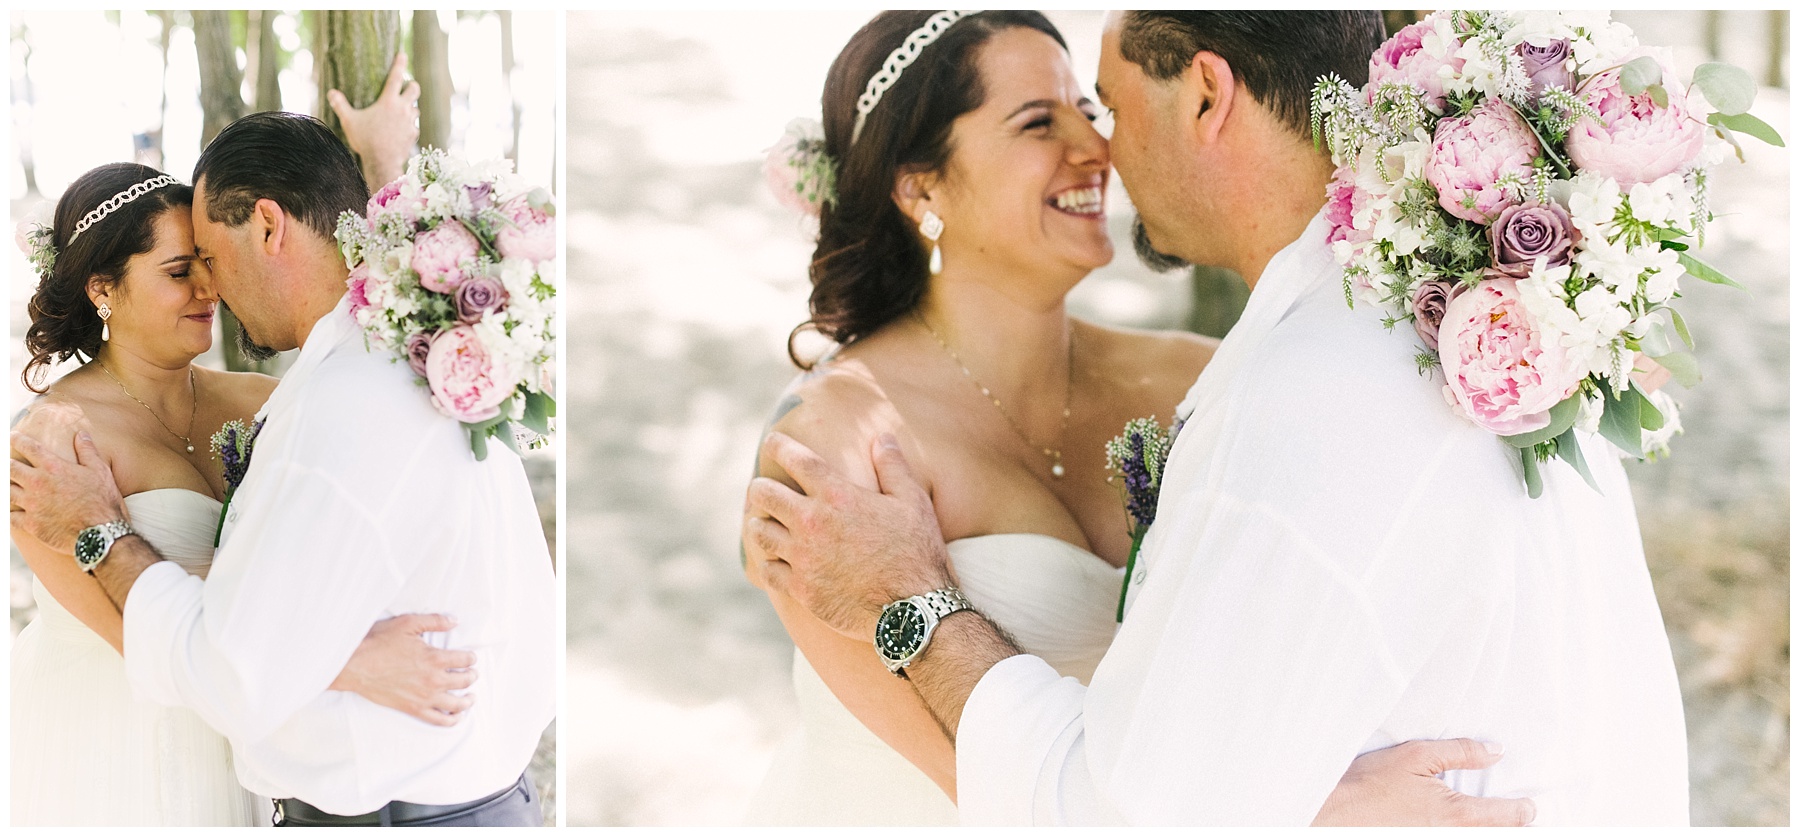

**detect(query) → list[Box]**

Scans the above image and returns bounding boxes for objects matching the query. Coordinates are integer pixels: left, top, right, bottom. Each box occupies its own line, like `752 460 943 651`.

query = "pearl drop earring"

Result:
920 210 944 275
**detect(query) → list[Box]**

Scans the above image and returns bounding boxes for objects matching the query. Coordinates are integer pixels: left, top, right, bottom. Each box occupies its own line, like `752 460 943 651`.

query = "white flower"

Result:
1641 388 1683 459
1575 388 1605 434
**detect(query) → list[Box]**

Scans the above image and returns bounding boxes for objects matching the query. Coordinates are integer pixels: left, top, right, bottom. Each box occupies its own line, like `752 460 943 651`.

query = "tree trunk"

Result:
247 9 283 114
15 25 39 197
500 10 520 161
412 10 453 151
315 10 402 154
1380 10 1424 39
1703 11 1723 61
1185 266 1249 340
1767 10 1787 89
191 10 246 148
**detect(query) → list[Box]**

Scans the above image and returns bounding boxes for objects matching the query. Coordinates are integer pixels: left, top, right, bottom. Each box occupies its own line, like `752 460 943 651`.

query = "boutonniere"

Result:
1104 415 1181 622
209 417 264 546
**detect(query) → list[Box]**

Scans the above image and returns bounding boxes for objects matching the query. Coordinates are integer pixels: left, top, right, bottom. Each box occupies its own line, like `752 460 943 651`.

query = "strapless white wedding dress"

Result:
746 533 1123 825
11 489 266 826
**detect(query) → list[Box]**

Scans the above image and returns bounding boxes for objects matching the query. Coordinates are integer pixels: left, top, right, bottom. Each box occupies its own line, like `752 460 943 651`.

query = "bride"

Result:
743 11 1531 826
10 66 470 827
743 12 1210 824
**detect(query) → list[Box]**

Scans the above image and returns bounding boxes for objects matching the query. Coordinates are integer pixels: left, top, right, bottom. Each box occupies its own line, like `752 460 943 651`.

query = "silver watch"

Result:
73 520 133 574
874 587 975 678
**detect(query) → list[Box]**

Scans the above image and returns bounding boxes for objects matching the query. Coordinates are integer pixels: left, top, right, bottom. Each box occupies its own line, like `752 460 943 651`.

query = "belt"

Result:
274 774 525 827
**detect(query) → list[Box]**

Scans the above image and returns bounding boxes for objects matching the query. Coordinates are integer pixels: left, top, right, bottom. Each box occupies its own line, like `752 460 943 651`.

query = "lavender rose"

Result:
1565 55 1706 188
455 276 508 324
1411 280 1464 351
1425 100 1541 224
1489 202 1576 278
404 331 435 378
1515 37 1572 98
412 220 481 293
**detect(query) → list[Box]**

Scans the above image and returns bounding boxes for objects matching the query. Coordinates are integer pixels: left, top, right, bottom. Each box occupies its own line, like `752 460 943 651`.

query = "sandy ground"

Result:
564 10 1788 827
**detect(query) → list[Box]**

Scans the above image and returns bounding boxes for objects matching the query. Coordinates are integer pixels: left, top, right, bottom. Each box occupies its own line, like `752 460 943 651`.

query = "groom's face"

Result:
191 179 284 357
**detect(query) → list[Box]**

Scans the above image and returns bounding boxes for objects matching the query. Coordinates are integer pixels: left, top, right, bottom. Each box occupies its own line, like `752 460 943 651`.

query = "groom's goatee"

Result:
226 305 279 362
1131 216 1189 274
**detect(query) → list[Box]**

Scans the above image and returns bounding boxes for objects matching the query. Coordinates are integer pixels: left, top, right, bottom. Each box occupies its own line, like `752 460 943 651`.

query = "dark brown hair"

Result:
192 111 367 239
22 163 194 392
793 11 1066 368
1119 12 1385 138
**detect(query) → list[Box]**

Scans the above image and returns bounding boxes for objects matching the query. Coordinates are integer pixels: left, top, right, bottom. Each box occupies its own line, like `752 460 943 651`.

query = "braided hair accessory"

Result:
851 10 980 145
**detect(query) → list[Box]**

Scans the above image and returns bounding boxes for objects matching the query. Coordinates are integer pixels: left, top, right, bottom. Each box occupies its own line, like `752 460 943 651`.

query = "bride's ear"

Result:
252 198 287 255
85 277 112 310
892 167 939 228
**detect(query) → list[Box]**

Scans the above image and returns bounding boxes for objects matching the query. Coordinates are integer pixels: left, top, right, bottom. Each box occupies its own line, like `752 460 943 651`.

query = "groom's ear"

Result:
251 198 288 256
1180 51 1236 147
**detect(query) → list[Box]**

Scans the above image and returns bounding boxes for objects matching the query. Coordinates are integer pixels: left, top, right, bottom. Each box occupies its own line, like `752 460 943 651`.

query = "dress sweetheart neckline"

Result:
123 487 224 508
947 531 1125 574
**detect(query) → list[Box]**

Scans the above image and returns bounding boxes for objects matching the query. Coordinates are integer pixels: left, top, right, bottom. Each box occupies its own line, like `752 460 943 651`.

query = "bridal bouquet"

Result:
1311 11 1780 497
335 149 557 461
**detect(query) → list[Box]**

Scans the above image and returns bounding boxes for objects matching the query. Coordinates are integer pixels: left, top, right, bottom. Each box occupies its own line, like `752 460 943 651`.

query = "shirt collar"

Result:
254 293 353 423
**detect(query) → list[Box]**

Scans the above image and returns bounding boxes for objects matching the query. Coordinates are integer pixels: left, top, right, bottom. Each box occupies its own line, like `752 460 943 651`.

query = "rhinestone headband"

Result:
851 10 981 145
68 175 180 246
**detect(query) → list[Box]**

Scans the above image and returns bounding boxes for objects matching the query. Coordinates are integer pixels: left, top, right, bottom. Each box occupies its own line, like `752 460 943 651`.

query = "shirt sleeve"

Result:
123 456 420 745
954 460 1495 824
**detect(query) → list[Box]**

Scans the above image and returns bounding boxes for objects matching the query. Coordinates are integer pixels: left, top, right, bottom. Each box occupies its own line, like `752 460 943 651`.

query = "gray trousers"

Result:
277 774 542 827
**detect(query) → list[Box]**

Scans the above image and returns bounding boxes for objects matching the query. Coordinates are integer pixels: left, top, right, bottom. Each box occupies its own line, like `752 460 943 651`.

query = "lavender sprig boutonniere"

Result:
1104 415 1180 622
209 418 264 546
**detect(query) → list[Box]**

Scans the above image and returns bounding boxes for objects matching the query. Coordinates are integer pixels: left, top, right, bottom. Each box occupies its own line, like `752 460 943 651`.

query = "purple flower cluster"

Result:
210 417 265 493
1105 416 1176 533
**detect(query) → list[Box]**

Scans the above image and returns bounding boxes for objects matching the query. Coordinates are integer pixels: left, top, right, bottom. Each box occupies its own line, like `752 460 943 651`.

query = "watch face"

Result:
876 600 927 663
74 528 106 567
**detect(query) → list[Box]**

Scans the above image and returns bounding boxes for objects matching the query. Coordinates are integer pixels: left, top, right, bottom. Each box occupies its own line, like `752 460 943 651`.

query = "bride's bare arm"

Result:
331 613 478 726
10 401 127 652
743 374 962 799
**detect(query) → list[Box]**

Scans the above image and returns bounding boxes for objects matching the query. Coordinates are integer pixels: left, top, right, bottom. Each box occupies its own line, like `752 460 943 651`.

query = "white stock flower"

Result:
1641 388 1683 458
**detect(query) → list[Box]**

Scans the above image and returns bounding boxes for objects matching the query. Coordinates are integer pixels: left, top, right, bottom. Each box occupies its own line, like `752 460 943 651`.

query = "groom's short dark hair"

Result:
192 111 368 239
1119 12 1384 139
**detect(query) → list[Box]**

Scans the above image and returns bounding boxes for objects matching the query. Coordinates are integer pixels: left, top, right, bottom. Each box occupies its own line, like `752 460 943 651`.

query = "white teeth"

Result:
1052 186 1104 215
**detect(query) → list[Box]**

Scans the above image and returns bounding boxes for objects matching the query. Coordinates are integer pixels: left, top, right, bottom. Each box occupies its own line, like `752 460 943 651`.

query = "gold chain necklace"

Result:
101 362 198 454
918 314 1073 479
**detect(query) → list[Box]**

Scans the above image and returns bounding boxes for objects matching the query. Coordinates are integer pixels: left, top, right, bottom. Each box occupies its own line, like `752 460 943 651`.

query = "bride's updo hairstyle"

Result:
22 163 194 392
794 11 1066 368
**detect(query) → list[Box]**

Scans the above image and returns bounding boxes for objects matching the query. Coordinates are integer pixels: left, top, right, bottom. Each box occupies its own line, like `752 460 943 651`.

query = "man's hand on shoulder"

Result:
10 428 127 554
743 431 953 640
1313 738 1536 826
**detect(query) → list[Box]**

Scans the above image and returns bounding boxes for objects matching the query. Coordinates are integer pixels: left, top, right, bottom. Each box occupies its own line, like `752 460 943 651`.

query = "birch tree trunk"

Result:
314 10 401 152
247 9 283 114
192 10 245 148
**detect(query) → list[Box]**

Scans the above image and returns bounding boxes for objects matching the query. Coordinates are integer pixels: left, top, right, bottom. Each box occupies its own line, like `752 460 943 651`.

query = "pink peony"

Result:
346 262 372 316
1565 59 1706 189
1323 167 1371 245
412 220 481 294
495 196 555 264
425 325 513 423
367 178 422 223
1367 18 1461 112
1437 278 1587 436
1425 100 1541 224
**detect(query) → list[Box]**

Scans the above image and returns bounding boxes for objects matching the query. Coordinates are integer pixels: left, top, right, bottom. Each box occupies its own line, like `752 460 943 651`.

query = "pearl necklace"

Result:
918 315 1073 479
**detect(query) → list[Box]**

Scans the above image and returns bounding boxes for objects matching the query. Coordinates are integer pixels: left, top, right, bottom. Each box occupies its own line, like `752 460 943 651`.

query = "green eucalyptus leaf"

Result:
1655 351 1703 387
1678 252 1746 289
1712 111 1786 147
1620 56 1663 95
1709 118 1749 163
1502 394 1581 449
522 391 556 436
1599 385 1644 457
470 429 489 461
1638 321 1675 358
1669 308 1694 349
1639 390 1666 432
494 421 523 457
1693 62 1756 115
1659 239 1688 251
1520 447 1544 499
1646 84 1668 109
1554 427 1602 493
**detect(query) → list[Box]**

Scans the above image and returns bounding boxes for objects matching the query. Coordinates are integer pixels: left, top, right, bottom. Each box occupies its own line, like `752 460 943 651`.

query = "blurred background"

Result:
567 9 1789 827
8 9 560 824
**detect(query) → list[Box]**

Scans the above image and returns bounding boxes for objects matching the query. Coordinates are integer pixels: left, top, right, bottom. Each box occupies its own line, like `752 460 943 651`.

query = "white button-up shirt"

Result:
124 296 557 814
956 212 1688 825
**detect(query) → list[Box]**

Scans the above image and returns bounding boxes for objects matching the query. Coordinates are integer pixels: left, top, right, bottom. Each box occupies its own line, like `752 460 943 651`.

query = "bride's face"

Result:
91 209 215 363
923 28 1113 289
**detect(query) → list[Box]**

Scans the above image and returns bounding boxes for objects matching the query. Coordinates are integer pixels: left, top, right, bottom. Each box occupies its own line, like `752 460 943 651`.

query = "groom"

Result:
744 11 1688 826
10 113 556 826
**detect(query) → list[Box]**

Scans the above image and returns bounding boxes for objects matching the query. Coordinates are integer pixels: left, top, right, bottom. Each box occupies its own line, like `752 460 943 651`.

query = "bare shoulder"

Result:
196 367 279 418
760 360 907 492
1076 320 1216 405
